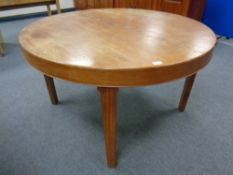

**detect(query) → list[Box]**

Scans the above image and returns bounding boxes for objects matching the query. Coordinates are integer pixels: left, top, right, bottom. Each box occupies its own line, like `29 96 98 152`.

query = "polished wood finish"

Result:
98 87 118 168
136 0 153 9
113 0 132 8
74 0 87 9
151 0 162 10
19 9 216 167
188 0 206 21
20 9 216 87
155 0 191 16
95 0 113 8
74 0 206 20
44 75 58 105
179 74 196 112
114 0 152 9
74 0 113 9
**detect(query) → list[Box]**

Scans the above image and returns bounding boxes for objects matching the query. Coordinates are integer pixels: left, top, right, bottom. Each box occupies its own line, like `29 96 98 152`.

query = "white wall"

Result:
0 0 74 18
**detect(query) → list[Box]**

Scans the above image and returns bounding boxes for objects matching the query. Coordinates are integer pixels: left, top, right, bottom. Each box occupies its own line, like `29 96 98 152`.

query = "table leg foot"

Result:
44 75 58 105
98 87 118 168
179 74 197 112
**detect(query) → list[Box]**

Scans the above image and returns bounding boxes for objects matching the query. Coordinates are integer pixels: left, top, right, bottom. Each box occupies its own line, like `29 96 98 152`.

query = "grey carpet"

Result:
0 17 233 175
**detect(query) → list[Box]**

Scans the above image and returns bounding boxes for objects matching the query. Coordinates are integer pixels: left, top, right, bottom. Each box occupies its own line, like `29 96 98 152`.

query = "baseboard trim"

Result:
0 8 75 23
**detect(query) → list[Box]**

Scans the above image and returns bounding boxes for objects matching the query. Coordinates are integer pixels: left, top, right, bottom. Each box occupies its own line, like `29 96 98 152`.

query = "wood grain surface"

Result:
44 75 58 105
19 9 216 87
19 9 216 168
98 87 118 168
74 0 206 19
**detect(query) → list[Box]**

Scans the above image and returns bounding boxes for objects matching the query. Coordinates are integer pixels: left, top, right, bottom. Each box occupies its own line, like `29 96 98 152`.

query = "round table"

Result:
19 9 216 168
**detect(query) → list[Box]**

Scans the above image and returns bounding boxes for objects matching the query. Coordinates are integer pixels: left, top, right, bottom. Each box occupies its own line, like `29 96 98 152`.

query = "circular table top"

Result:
19 9 216 87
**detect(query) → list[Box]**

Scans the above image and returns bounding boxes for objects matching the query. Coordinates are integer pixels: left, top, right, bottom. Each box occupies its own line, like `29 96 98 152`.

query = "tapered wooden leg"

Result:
179 74 197 112
44 75 58 105
46 4 52 16
55 0 62 14
98 87 118 168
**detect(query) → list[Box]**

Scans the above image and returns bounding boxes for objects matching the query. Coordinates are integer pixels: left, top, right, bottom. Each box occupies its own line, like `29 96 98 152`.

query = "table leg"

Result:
46 4 52 16
179 74 197 112
56 0 62 14
98 87 118 168
44 75 58 105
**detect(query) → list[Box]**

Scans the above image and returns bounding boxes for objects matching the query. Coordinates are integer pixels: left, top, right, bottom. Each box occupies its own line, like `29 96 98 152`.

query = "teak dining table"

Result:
19 9 216 168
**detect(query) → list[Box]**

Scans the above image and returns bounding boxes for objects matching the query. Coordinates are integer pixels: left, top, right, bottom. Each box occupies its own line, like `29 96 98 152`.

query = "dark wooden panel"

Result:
114 0 152 9
74 0 206 21
135 0 152 9
188 0 206 21
95 0 113 8
74 0 88 9
160 0 191 16
75 0 113 9
87 0 95 8
114 0 134 8
152 0 162 10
